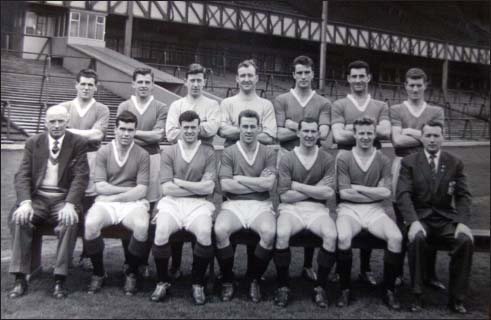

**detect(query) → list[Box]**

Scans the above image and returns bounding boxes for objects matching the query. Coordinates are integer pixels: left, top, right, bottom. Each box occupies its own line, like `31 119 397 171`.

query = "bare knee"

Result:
84 215 102 240
195 224 212 246
214 219 232 240
321 227 337 248
275 224 291 249
337 229 352 250
387 230 403 252
154 222 170 245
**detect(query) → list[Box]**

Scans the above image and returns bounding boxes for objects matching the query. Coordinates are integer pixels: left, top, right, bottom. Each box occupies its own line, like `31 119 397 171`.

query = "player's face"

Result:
132 74 154 98
354 124 375 150
298 121 319 148
116 121 136 146
180 119 200 144
75 76 97 101
347 68 371 94
293 64 314 90
236 66 258 94
405 78 426 101
239 117 260 145
45 112 68 139
185 73 205 98
421 125 444 154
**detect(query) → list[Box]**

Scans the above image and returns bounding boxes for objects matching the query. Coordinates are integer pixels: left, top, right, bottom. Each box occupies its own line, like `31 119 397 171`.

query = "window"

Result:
69 11 105 40
69 12 80 37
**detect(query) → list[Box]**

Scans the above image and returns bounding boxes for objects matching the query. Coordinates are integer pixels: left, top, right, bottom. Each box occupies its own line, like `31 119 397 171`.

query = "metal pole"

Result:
319 1 328 90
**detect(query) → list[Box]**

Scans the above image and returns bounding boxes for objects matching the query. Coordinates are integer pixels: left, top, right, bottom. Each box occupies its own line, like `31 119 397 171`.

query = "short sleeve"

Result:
92 104 110 135
116 101 128 116
379 102 390 122
153 101 168 131
165 101 181 143
159 148 174 184
136 150 150 186
321 153 336 190
94 147 108 183
261 101 277 139
319 99 332 126
277 154 292 194
219 147 234 180
273 95 286 127
331 100 345 125
203 149 217 181
390 106 402 127
379 154 392 191
220 99 233 127
264 146 278 174
336 151 351 191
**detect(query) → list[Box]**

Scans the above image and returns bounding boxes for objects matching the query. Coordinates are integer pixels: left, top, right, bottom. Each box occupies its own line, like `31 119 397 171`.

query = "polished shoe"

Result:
302 267 318 282
384 289 401 310
123 273 138 296
87 274 107 294
8 278 28 299
410 295 424 312
274 286 290 307
53 281 67 299
336 289 350 308
220 282 235 302
191 284 206 305
425 277 446 291
150 282 171 302
358 271 377 286
249 279 262 303
449 300 467 314
313 286 328 308
169 268 182 280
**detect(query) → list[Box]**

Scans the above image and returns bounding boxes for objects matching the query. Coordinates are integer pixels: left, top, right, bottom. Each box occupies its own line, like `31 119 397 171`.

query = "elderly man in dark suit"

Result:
397 120 473 314
8 105 89 299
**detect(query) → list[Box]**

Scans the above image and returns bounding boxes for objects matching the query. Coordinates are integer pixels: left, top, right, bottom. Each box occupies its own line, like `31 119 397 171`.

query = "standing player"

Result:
331 60 391 286
83 111 150 295
151 110 216 305
274 55 332 282
391 68 445 289
117 68 167 275
59 68 109 269
218 59 277 147
335 117 403 310
214 110 277 303
165 63 220 278
274 118 337 308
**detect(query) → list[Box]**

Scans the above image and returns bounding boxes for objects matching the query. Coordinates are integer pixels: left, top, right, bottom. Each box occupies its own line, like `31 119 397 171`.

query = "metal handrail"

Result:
1 100 11 140
36 102 47 134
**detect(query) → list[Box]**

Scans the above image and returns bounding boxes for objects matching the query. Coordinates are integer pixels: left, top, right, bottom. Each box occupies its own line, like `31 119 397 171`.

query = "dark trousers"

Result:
9 194 79 276
408 221 473 302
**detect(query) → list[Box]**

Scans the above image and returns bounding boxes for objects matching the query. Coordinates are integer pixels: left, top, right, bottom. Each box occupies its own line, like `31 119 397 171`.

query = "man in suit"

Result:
397 120 473 314
8 105 89 299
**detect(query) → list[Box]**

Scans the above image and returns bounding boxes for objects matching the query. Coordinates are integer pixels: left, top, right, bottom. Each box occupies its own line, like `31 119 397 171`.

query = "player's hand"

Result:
13 202 34 225
408 221 426 242
58 203 79 226
345 124 354 132
285 119 299 131
454 223 474 243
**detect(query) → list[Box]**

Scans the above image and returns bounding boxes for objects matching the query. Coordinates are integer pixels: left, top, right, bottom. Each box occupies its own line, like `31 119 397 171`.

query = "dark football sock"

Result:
192 243 214 285
337 248 353 290
316 248 336 288
384 250 402 291
251 244 272 280
274 248 291 287
360 248 372 273
90 252 105 277
303 247 315 268
171 242 184 271
216 245 235 283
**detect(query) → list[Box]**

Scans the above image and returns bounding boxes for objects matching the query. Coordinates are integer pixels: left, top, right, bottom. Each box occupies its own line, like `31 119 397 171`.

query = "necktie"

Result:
429 153 437 175
52 140 60 155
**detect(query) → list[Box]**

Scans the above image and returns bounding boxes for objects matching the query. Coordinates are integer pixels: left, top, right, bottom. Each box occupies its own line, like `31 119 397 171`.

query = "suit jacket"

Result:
396 150 471 226
14 131 89 209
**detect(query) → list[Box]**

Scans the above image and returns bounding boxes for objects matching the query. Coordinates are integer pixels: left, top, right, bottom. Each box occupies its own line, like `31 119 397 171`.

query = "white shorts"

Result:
337 202 387 229
391 157 403 202
221 200 274 229
279 201 330 230
85 151 98 196
155 196 215 230
91 199 150 225
147 154 162 202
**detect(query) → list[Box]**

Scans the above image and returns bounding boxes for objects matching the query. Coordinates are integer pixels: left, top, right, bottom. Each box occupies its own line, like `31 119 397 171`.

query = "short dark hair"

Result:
237 59 257 74
76 68 98 84
347 60 370 75
179 110 201 126
116 110 138 128
238 109 260 126
298 117 319 131
422 120 444 134
405 67 427 82
186 63 206 78
353 116 376 133
292 55 314 71
133 67 154 81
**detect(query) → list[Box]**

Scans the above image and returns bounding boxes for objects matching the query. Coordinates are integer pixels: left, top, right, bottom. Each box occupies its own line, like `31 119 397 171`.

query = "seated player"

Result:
150 110 216 305
335 117 403 310
274 118 337 308
214 109 277 303
83 111 150 296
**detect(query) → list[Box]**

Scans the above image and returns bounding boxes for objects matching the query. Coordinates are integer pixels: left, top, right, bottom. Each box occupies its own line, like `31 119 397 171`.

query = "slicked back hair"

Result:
116 110 138 128
238 109 260 126
186 63 206 78
179 110 201 126
298 117 319 131
422 120 444 134
292 55 314 71
237 59 258 74
405 67 428 83
353 116 376 133
76 68 98 84
347 60 370 75
133 67 154 81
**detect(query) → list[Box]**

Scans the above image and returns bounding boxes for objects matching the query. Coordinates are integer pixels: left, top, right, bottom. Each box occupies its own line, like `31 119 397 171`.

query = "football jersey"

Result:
336 149 392 201
94 140 150 188
390 101 444 157
220 94 277 147
160 141 217 185
277 147 335 202
219 142 277 201
274 90 332 150
117 96 168 155
332 95 389 150
61 99 109 152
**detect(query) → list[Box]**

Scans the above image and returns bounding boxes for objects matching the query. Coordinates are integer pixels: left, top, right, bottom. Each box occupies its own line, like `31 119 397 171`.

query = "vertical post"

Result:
442 42 449 104
124 1 134 57
319 1 328 91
